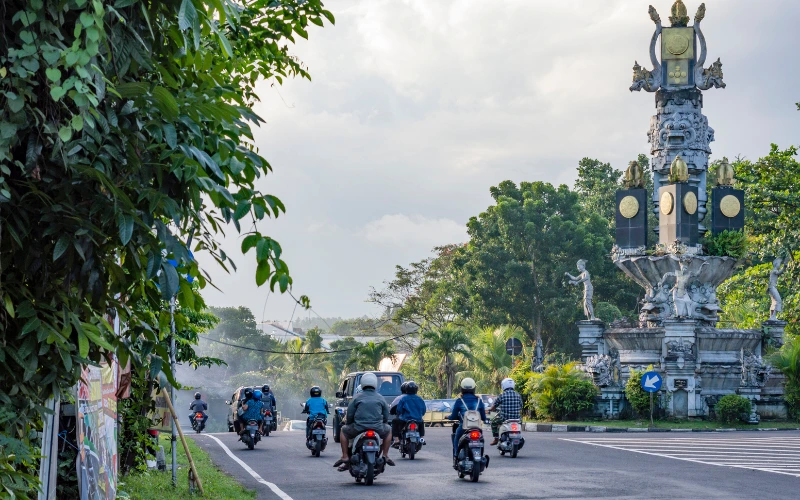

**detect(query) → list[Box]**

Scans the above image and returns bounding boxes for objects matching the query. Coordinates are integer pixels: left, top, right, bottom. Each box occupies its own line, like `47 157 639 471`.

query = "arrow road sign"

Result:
641 371 662 393
506 337 523 356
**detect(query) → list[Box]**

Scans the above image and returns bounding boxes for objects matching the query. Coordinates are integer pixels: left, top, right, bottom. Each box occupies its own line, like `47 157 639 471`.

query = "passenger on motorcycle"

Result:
389 381 409 415
302 386 329 440
261 384 277 410
487 377 523 446
391 381 426 446
446 378 487 458
239 388 265 434
333 372 395 471
189 392 208 428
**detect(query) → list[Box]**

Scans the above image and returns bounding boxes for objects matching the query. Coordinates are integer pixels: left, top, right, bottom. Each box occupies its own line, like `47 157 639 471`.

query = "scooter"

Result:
399 420 424 459
190 412 206 433
497 419 525 457
453 424 489 482
240 420 261 450
348 429 386 485
306 415 328 457
263 409 273 437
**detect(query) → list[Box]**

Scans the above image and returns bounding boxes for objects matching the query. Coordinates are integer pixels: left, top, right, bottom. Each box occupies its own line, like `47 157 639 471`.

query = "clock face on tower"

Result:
661 27 695 87
660 192 674 215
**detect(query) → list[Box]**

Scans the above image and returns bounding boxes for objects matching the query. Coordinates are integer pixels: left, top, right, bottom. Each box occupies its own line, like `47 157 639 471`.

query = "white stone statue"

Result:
768 257 789 321
566 259 595 320
659 259 708 318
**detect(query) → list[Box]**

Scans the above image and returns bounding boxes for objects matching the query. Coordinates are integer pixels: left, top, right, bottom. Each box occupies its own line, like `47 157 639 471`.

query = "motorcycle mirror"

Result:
225 400 230 405
299 402 305 408
335 391 344 398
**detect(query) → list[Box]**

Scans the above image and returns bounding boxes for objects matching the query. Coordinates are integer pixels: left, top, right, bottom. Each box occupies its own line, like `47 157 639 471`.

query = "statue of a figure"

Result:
660 259 708 318
768 257 789 321
566 259 595 320
623 160 645 189
716 157 734 186
741 351 772 388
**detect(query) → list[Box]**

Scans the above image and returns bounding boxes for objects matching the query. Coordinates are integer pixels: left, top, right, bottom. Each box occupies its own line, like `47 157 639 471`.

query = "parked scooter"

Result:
306 415 328 457
348 429 386 485
497 419 525 457
399 420 424 460
453 424 489 482
190 412 206 433
240 420 261 450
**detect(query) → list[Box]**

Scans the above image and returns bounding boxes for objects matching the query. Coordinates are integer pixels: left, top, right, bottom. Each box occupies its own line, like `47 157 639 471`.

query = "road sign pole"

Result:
650 392 654 427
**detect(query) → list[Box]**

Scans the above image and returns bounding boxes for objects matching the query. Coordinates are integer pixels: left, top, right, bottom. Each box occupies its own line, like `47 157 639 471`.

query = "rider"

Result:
391 381 426 447
189 392 208 430
333 372 395 471
389 382 409 415
446 377 486 459
239 388 264 435
302 386 329 441
261 384 277 431
487 377 523 445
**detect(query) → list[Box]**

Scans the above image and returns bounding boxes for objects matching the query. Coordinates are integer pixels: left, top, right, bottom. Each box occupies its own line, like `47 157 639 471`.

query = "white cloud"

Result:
361 214 467 247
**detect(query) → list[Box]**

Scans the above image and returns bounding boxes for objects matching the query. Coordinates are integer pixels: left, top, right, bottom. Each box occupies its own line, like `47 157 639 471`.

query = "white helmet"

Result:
501 378 515 391
460 377 476 391
361 372 378 390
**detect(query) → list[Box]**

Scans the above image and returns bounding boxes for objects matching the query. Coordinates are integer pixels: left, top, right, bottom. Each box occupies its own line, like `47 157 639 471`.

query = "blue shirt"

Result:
303 397 329 418
446 393 486 424
242 398 263 421
396 394 426 422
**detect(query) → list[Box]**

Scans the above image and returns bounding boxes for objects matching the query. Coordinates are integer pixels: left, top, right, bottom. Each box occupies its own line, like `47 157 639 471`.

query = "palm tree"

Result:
461 325 523 393
769 338 800 419
416 325 471 398
345 341 396 371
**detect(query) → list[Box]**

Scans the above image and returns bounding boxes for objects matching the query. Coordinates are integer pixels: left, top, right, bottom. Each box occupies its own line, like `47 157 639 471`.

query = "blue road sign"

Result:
640 371 662 393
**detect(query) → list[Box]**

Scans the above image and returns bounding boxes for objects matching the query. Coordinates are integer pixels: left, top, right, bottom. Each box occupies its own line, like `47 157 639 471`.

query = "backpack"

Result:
458 397 483 430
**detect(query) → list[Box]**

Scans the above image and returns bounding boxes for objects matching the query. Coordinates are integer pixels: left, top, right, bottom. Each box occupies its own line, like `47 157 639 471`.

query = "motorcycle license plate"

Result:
509 433 520 438
406 432 419 438
312 429 326 435
362 445 380 451
512 439 520 445
469 442 482 448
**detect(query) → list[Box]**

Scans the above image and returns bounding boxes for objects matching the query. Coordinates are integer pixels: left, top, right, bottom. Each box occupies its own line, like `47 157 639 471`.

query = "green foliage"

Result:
625 366 658 417
458 325 522 393
526 362 597 420
595 302 623 324
345 341 396 371
769 336 800 420
715 394 752 424
416 325 472 398
574 158 622 228
702 229 749 258
0 0 331 488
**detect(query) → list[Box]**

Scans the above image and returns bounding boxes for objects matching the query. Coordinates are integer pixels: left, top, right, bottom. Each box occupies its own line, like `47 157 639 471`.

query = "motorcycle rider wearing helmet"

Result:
261 384 277 432
487 377 523 445
239 388 265 435
389 381 409 415
333 372 395 471
189 392 208 429
302 386 329 441
446 377 487 458
391 381 426 447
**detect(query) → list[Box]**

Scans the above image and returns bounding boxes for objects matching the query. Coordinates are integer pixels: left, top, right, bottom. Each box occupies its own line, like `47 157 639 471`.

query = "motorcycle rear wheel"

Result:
365 462 374 485
247 437 254 450
470 465 480 482
408 447 415 460
314 439 322 457
511 443 518 458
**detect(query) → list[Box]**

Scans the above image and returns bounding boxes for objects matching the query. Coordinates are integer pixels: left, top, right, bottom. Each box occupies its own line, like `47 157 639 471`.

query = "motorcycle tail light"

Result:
409 422 417 431
365 430 375 438
264 411 271 416
195 412 203 419
510 423 520 432
469 430 481 440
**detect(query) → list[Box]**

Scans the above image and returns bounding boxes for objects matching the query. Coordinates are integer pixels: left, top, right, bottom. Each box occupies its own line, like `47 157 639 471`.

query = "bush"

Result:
625 367 658 417
768 337 800 421
702 230 749 258
527 363 598 420
595 302 623 324
715 395 752 424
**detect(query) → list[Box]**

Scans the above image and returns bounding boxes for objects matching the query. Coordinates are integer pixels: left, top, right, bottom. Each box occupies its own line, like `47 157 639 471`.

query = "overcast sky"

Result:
199 0 798 324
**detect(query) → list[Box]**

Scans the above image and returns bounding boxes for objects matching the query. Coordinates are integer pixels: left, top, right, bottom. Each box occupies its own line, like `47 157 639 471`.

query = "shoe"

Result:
384 457 395 466
489 438 499 446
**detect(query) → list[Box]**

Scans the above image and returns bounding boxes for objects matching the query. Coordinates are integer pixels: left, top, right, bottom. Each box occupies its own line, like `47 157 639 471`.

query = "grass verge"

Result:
526 419 800 429
119 435 256 500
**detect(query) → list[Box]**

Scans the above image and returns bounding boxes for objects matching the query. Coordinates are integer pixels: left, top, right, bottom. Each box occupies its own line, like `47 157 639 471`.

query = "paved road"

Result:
190 428 800 500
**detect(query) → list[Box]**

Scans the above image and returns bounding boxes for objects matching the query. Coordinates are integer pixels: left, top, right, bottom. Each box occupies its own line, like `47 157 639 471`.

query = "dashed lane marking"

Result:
562 436 800 477
204 434 294 500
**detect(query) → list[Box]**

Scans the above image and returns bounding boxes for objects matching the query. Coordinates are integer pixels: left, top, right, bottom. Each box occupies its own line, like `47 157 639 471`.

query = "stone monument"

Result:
580 1 786 420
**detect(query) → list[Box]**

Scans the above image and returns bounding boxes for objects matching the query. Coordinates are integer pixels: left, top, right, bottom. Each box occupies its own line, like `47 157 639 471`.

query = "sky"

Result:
199 0 799 324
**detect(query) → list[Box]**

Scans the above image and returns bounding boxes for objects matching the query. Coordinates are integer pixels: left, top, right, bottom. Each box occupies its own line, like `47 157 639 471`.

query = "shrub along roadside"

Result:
526 362 597 420
715 394 752 424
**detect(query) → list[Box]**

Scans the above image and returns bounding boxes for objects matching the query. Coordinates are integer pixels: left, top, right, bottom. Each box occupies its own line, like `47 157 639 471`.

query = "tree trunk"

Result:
445 353 452 398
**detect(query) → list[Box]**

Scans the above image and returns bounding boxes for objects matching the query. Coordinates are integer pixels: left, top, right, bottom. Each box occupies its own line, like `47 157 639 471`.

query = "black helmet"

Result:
405 381 419 395
243 387 254 399
310 386 322 397
262 384 270 392
194 392 201 400
400 381 409 394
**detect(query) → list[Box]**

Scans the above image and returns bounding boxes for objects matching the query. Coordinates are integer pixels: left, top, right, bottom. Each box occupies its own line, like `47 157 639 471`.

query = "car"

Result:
226 386 249 433
283 420 307 432
331 371 405 442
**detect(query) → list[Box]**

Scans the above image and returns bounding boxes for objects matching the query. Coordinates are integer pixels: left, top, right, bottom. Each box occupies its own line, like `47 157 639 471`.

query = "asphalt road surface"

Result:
190 427 800 500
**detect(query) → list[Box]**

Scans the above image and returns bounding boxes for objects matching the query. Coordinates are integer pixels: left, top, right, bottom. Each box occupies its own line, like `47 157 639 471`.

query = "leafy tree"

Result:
305 326 323 351
416 325 472 398
328 336 362 375
346 341 396 371
769 337 800 421
574 158 622 228
208 306 261 341
0 0 331 490
459 325 521 393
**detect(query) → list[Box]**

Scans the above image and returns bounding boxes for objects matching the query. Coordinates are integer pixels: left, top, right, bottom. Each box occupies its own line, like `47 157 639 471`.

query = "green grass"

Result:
118 435 256 500
526 419 800 430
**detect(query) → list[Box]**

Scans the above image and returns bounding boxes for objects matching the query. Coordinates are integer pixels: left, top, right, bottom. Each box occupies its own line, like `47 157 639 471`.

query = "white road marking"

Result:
562 436 800 478
204 434 294 500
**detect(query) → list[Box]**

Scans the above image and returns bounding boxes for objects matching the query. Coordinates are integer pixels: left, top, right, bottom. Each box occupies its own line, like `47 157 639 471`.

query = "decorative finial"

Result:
669 0 690 27
694 3 706 23
669 155 689 183
624 160 645 189
648 5 661 25
716 157 734 186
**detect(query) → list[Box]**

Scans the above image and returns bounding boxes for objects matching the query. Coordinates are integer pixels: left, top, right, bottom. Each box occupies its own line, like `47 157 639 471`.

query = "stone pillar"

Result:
762 320 787 349
577 320 605 362
662 319 699 417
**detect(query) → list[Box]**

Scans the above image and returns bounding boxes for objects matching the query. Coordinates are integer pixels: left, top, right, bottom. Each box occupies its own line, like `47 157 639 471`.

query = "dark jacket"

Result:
446 393 486 423
189 399 208 412
396 394 426 422
346 388 389 432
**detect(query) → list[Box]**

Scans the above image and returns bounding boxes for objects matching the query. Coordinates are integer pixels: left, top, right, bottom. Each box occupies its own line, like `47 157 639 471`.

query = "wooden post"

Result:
161 389 205 496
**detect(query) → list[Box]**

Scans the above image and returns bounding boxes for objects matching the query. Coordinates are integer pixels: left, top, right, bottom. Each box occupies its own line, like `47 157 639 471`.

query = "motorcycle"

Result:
497 419 525 457
240 420 261 450
190 412 206 433
262 409 273 437
399 420 424 460
453 424 489 482
348 429 386 485
305 415 328 457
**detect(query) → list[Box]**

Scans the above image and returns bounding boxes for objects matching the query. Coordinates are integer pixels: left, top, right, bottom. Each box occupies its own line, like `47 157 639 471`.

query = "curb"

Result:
522 424 800 433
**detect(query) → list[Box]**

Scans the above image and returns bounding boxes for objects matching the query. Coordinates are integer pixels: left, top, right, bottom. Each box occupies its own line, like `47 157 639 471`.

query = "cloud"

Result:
361 214 467 247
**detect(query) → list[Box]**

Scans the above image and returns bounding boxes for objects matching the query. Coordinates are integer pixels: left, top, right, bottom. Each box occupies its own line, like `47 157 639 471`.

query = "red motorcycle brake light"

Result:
409 422 417 431
469 430 481 440
264 410 271 416
195 412 203 419
365 430 376 438
510 423 520 431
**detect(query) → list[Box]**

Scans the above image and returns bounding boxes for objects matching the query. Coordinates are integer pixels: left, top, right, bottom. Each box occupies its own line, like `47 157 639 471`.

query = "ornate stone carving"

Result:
660 258 708 318
694 3 706 24
631 61 660 92
623 160 645 189
666 339 695 369
586 350 621 387
566 259 595 320
611 244 647 259
741 350 772 388
669 0 690 27
669 155 689 183
697 58 726 90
